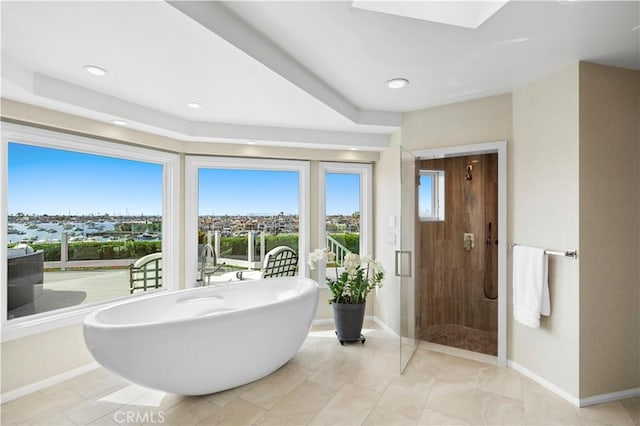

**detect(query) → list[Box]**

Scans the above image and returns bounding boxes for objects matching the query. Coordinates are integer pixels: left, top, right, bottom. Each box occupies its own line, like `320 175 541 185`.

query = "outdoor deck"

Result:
8 269 133 319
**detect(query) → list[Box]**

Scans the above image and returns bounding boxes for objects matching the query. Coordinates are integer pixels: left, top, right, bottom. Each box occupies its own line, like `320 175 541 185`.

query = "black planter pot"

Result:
332 302 366 345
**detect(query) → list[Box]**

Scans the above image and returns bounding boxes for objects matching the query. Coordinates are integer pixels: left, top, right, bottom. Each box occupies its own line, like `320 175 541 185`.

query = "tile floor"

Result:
1 322 638 425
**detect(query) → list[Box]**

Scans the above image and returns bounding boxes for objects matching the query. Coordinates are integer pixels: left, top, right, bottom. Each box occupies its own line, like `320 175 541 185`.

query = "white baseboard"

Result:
0 362 100 404
372 316 399 338
351 317 640 409
350 317 640 409
508 360 580 406
579 387 640 408
509 360 640 408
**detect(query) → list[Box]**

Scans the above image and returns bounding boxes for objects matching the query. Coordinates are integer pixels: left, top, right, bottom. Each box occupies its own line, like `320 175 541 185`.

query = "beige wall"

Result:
1 324 94 394
511 63 581 397
578 63 640 397
402 93 513 150
0 99 378 395
372 130 402 333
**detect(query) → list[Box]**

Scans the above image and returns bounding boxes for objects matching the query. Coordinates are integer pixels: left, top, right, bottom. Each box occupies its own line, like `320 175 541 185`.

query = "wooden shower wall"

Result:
417 153 498 334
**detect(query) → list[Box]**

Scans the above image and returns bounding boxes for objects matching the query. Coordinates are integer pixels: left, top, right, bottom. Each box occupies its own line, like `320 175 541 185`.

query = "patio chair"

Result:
129 252 162 293
236 246 298 280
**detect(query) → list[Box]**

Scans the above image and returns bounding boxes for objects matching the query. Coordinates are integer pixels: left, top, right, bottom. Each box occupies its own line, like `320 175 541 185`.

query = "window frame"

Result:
317 162 372 288
184 156 310 286
1 122 180 341
419 170 445 222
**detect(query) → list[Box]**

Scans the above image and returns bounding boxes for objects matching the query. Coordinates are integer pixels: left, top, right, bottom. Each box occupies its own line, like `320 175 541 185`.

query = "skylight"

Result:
351 1 510 29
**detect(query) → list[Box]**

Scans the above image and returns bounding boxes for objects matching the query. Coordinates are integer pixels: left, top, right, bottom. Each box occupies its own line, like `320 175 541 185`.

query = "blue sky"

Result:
8 142 163 216
325 173 359 215
199 170 360 215
8 142 360 216
199 169 300 215
418 174 434 216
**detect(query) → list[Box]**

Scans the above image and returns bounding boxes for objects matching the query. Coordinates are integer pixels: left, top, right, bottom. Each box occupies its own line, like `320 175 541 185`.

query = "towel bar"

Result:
510 243 578 259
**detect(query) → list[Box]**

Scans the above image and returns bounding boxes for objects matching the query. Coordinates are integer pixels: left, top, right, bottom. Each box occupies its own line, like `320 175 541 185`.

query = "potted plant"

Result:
308 249 384 344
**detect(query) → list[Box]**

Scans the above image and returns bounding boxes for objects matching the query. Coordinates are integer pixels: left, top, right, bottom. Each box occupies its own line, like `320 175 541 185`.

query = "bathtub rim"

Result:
83 276 319 330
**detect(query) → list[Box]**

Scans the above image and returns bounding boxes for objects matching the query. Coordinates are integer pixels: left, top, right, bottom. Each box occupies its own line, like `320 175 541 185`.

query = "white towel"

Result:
513 245 550 328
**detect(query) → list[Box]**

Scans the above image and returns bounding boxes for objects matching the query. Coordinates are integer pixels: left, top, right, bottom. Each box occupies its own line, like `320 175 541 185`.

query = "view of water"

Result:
7 221 120 244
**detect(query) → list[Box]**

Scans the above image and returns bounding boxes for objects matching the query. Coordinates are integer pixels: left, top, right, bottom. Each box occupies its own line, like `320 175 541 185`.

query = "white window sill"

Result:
1 290 166 342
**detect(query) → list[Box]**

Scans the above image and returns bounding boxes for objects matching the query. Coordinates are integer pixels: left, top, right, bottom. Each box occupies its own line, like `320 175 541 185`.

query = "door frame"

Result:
412 140 507 367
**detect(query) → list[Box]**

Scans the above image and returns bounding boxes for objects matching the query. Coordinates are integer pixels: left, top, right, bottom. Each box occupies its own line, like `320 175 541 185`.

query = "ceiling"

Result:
1 1 638 151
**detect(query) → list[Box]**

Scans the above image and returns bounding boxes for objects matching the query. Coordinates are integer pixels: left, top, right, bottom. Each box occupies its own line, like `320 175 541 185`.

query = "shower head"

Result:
465 164 473 181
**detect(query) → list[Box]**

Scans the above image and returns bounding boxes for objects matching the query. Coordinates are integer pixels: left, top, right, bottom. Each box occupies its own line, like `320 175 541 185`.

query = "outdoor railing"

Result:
208 230 264 270
326 234 352 266
11 231 357 271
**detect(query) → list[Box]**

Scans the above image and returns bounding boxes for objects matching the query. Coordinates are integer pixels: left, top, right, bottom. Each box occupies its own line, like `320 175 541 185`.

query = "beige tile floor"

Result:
1 322 638 426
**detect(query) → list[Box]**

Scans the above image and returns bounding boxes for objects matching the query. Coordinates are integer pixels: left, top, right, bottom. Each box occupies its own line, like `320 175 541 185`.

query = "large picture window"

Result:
185 156 310 286
1 123 179 338
318 162 372 285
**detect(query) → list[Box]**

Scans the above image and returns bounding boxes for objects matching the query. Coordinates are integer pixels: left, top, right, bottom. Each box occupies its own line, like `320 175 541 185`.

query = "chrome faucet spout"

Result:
199 243 216 284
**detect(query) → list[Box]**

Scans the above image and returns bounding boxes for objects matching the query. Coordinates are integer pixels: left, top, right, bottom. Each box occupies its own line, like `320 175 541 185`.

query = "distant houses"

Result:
198 213 358 236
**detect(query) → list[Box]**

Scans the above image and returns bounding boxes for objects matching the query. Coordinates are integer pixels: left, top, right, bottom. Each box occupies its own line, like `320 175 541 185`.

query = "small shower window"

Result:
419 170 445 221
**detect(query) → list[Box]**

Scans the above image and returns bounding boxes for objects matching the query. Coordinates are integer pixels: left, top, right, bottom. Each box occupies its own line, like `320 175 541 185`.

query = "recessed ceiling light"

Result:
112 120 127 126
349 147 359 151
386 78 409 89
247 141 257 145
187 102 201 109
83 65 108 76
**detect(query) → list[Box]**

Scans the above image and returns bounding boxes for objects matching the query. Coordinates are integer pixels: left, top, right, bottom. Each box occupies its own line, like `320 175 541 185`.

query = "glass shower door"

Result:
399 146 417 372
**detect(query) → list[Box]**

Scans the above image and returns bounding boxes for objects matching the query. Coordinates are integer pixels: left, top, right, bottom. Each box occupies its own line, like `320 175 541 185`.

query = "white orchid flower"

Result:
309 247 384 304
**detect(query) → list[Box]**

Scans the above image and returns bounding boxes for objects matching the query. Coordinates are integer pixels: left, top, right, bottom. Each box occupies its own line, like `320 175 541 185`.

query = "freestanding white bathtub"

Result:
83 277 319 395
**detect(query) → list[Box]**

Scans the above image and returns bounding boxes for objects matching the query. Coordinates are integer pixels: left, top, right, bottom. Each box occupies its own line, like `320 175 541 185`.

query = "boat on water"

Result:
137 232 159 241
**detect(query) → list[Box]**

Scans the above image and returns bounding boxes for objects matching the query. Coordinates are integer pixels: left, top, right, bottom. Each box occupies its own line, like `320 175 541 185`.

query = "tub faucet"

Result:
198 243 224 285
